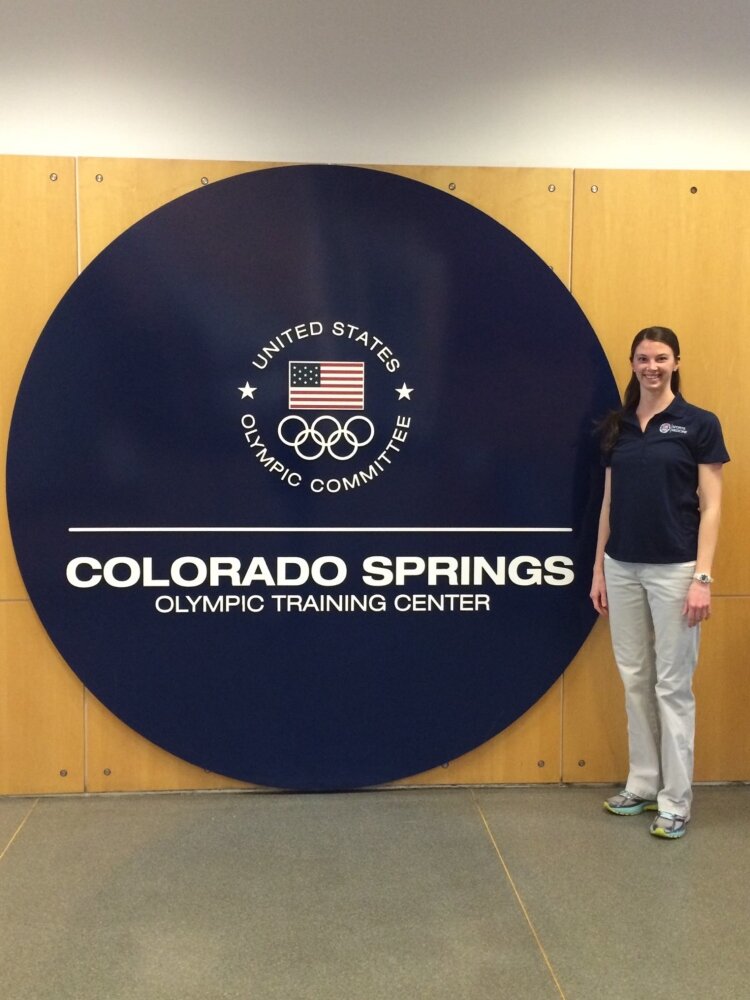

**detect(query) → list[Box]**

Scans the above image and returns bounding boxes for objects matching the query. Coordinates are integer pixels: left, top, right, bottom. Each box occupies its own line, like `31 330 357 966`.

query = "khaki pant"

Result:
604 555 700 819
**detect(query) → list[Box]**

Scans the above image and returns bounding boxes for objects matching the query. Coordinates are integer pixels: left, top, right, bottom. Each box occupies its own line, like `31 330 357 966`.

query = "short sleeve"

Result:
695 411 730 465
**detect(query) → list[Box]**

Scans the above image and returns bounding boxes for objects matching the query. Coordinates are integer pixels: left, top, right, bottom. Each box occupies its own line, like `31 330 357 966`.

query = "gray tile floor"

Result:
1 785 748 1000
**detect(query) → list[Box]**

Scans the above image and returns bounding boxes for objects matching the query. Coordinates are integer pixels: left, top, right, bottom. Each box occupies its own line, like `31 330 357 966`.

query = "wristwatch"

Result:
692 572 714 584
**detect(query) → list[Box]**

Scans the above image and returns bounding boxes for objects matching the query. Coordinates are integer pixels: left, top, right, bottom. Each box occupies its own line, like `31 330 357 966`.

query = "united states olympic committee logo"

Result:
7 164 618 790
237 323 414 491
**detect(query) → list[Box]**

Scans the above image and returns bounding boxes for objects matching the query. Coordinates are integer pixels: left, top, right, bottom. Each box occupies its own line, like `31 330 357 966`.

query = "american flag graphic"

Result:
288 361 365 411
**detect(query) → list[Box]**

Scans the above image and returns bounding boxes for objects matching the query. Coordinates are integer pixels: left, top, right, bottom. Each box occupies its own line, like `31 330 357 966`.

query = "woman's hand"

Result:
684 463 722 628
590 469 611 618
683 580 711 627
590 569 608 616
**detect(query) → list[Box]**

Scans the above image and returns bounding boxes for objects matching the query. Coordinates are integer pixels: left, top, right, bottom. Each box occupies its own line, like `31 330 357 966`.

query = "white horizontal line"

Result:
68 527 573 534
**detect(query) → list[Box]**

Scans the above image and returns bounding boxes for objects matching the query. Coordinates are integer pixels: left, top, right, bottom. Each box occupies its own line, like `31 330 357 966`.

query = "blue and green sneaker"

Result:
603 790 658 816
649 811 688 839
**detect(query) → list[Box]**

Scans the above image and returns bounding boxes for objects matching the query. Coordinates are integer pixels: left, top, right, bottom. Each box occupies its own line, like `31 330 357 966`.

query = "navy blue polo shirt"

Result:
605 394 730 564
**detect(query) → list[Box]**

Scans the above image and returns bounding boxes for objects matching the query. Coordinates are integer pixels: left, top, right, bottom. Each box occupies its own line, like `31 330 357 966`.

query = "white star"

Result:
396 382 414 400
238 382 257 399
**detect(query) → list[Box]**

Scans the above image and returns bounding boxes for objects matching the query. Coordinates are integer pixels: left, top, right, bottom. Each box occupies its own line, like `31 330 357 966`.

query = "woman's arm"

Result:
590 467 612 616
683 463 724 627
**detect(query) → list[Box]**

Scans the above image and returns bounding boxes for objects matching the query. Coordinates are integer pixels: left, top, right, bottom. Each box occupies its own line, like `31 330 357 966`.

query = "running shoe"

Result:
603 790 658 815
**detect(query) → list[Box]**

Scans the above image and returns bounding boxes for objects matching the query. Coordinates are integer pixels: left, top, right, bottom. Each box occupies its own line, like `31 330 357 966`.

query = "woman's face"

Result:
630 338 678 396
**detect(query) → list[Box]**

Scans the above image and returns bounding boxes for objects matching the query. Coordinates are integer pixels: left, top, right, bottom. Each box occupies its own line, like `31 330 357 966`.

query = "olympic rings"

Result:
278 414 375 461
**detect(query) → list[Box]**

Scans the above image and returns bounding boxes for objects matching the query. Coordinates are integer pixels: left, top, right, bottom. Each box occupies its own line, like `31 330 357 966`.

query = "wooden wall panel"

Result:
0 157 84 796
694 598 750 780
0 156 78 598
565 170 750 781
570 169 749 593
561 620 628 783
85 693 251 793
0 602 84 793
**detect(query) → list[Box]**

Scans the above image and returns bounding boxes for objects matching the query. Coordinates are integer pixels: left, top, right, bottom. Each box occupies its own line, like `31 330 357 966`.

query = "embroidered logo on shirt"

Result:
659 422 687 434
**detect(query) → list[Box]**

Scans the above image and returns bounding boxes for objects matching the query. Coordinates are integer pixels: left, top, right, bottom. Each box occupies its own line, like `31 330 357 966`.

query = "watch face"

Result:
7 164 618 790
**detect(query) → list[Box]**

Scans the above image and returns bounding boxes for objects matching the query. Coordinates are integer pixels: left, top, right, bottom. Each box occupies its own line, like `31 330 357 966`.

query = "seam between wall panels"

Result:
75 157 81 276
74 156 88 789
560 168 576 779
568 168 576 293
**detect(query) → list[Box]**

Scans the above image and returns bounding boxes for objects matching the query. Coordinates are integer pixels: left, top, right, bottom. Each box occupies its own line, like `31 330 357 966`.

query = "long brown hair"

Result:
598 326 681 454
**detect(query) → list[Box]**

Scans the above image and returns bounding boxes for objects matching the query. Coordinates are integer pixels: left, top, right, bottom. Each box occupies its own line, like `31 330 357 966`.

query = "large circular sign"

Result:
7 165 617 790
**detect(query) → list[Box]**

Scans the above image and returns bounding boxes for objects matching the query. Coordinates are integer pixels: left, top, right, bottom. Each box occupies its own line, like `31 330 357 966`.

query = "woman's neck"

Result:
637 387 675 421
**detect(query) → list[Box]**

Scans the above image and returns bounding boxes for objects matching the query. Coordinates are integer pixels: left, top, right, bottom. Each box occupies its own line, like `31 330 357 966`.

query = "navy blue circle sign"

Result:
8 165 617 790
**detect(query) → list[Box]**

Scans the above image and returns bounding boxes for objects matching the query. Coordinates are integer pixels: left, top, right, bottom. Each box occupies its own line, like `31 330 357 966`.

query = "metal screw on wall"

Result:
95 174 104 183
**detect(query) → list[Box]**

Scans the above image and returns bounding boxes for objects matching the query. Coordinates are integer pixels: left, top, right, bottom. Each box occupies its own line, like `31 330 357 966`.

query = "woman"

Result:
590 326 729 839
